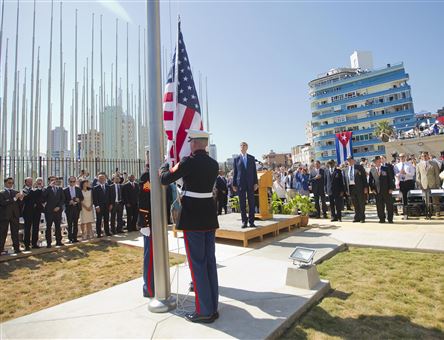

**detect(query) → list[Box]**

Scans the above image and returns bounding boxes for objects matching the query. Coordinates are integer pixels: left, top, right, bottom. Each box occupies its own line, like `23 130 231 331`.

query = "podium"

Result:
255 170 273 220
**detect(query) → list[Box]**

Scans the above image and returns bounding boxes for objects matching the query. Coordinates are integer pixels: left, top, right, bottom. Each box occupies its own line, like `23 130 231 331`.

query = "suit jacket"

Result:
22 186 35 218
416 161 441 190
122 181 139 206
310 168 325 195
324 168 345 196
63 186 84 213
369 165 395 194
92 183 111 208
109 183 123 204
344 164 368 194
42 186 65 215
215 176 228 199
0 189 21 221
232 154 258 191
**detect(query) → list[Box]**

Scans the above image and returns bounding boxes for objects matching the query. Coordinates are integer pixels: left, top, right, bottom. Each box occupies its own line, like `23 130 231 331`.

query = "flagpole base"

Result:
148 296 177 313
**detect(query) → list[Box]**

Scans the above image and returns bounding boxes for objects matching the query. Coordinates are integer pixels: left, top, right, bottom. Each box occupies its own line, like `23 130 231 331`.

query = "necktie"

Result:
102 184 105 192
350 167 354 181
53 186 57 194
132 182 135 189
243 155 247 168
117 185 121 201
401 163 405 181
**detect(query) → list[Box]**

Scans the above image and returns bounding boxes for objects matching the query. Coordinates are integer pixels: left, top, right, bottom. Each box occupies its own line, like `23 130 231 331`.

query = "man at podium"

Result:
232 142 259 228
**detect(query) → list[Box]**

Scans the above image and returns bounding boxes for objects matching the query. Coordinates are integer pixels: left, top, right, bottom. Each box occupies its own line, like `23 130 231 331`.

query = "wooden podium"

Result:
255 170 273 220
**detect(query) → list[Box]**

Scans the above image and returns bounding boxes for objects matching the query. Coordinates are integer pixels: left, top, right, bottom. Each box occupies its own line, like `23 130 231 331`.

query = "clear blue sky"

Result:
2 1 444 161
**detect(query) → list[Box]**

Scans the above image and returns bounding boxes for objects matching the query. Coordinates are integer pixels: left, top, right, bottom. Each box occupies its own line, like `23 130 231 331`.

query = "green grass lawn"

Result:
283 247 444 339
0 241 183 322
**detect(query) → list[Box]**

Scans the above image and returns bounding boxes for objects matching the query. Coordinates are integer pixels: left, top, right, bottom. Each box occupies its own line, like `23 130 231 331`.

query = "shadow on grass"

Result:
284 306 444 339
0 241 121 279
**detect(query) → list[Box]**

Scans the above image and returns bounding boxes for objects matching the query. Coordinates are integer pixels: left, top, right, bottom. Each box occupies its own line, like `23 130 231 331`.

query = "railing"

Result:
0 156 144 187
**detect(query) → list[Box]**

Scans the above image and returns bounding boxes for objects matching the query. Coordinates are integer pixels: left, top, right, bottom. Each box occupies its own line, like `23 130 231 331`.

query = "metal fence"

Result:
0 156 145 187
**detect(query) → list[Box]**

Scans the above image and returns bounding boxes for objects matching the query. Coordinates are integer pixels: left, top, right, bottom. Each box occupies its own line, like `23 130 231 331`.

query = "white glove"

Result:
140 227 151 237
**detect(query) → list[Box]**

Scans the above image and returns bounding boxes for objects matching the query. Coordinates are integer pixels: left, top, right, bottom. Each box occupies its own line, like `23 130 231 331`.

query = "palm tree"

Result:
374 120 395 142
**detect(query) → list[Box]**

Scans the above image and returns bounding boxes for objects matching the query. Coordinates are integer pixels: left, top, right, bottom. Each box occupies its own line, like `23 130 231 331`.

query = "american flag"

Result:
163 22 203 165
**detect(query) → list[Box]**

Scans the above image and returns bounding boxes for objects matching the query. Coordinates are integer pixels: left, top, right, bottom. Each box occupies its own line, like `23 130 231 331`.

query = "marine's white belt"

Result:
183 191 213 198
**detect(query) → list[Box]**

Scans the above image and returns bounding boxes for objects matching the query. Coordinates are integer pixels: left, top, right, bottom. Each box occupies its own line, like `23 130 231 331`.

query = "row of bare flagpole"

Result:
0 0 155 163
0 0 212 166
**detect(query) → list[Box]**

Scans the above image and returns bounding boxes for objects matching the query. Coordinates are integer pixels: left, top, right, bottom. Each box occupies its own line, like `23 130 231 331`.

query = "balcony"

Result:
310 85 411 117
310 62 404 91
313 109 414 132
316 150 384 163
311 70 408 102
312 96 412 122
316 138 380 151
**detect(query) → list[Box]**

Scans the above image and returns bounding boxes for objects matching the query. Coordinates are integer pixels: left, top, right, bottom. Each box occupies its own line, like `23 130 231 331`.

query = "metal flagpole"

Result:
146 0 176 313
1 39 8 157
75 9 78 159
34 47 40 159
47 0 54 158
115 19 119 159
0 0 5 155
100 15 104 157
137 26 142 160
29 0 36 158
126 22 129 159
20 70 26 158
10 0 19 159
91 13 95 160
59 1 64 130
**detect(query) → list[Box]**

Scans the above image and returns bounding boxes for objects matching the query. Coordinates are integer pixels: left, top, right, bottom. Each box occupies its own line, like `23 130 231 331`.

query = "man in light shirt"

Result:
394 153 416 210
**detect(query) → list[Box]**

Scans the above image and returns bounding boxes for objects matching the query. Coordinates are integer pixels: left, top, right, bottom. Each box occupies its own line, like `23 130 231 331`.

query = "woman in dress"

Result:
79 180 94 240
295 167 310 196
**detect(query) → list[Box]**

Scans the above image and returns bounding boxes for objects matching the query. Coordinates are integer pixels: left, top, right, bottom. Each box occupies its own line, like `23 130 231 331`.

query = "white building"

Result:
291 143 314 166
102 106 138 160
350 51 374 70
209 144 217 161
50 127 69 158
78 129 104 159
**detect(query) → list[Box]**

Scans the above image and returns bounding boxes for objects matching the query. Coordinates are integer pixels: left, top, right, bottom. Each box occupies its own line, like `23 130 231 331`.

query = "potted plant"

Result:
374 120 394 143
270 192 283 214
229 196 240 213
295 194 316 227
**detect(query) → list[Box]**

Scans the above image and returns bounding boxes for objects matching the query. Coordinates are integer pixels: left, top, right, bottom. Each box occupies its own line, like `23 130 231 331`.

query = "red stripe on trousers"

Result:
175 107 196 159
184 231 201 314
147 236 154 297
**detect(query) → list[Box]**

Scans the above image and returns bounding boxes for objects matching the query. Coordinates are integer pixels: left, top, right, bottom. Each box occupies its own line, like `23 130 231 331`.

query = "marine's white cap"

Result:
186 129 211 140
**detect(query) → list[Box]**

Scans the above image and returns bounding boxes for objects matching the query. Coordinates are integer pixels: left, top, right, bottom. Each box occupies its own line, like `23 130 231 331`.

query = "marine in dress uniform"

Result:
160 130 220 324
138 164 154 298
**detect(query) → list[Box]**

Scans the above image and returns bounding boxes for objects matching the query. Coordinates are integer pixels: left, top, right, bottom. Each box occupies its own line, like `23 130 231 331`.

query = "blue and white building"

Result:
309 51 416 162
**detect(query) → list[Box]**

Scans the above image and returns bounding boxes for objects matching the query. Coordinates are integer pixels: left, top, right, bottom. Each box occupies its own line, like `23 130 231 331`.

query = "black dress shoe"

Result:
249 224 257 228
388 220 394 224
56 243 64 247
32 245 41 249
14 249 22 254
352 220 360 223
185 312 216 324
105 233 112 237
97 235 103 238
379 220 385 223
241 223 248 229
25 246 31 251
46 244 52 248
331 218 338 222
72 239 80 243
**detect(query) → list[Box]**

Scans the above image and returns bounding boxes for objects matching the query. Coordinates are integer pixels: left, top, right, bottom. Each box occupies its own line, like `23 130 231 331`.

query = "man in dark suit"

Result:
92 173 112 237
122 174 139 232
310 161 327 218
42 176 65 248
22 177 35 251
344 156 368 223
215 170 228 215
369 156 396 223
324 160 345 222
109 174 124 234
0 177 23 254
31 177 45 249
63 176 84 243
232 141 258 228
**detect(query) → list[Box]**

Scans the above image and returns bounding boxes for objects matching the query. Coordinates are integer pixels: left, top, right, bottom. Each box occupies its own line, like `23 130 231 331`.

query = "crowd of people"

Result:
0 169 150 255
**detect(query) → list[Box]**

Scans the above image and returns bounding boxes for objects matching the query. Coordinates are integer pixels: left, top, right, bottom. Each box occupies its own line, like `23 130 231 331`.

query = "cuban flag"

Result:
335 131 353 165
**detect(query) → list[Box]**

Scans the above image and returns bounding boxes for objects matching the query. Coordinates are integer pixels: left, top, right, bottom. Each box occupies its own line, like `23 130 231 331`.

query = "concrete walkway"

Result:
1 209 442 339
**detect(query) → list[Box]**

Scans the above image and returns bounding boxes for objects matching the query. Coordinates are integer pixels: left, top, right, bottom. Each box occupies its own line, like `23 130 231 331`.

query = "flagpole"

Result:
146 0 176 313
47 0 54 158
1 39 8 158
10 0 19 159
29 0 36 158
